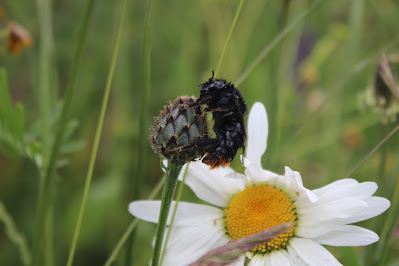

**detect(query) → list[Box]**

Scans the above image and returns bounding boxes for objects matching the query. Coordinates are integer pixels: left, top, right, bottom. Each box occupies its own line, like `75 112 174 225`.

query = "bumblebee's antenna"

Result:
211 70 214 79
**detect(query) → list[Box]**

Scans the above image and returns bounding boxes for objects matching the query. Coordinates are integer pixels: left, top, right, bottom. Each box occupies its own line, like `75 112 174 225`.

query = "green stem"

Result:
214 0 245 77
345 124 399 178
32 0 53 263
31 0 97 265
377 124 389 184
364 124 393 266
134 0 155 202
376 178 399 266
152 161 183 266
126 0 155 263
37 0 52 163
44 205 54 266
66 0 128 265
294 41 399 138
104 176 165 266
235 0 323 86
160 164 189 264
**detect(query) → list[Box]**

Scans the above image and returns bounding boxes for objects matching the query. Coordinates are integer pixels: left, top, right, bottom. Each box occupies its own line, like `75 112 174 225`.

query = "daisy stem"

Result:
160 164 189 265
152 161 183 266
66 0 128 265
214 0 245 77
104 176 165 266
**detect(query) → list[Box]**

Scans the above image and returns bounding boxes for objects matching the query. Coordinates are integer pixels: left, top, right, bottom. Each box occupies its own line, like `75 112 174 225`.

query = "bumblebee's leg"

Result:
208 107 235 118
164 138 220 154
183 96 212 110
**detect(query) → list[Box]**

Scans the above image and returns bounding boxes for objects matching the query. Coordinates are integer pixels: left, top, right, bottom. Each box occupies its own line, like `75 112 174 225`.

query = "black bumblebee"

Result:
187 71 247 168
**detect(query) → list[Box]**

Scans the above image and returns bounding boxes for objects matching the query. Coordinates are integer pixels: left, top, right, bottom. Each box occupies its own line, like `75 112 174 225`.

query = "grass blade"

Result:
66 0 129 264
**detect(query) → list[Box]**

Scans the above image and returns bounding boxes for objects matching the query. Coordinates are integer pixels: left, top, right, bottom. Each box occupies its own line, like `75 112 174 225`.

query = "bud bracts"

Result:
150 96 209 162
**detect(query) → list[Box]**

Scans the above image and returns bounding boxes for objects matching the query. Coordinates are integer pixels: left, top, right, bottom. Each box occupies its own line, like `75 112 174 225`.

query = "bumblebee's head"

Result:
199 71 226 96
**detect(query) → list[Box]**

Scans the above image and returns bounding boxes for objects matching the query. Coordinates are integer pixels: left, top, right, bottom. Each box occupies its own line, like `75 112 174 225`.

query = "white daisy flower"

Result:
129 102 390 266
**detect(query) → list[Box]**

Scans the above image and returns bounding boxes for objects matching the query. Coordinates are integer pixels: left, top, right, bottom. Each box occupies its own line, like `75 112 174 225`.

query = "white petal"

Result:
287 244 307 266
245 161 270 183
311 225 379 246
181 162 245 207
225 172 250 182
296 220 338 239
263 169 280 178
289 238 342 266
284 166 318 202
312 179 359 195
128 201 223 226
299 198 367 222
338 197 390 225
242 155 253 169
270 249 293 265
246 102 268 167
298 197 369 239
162 219 229 266
315 181 378 203
161 159 169 173
249 254 267 266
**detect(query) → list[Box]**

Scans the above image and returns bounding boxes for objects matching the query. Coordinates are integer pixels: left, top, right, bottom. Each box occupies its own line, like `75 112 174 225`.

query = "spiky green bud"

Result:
150 96 208 163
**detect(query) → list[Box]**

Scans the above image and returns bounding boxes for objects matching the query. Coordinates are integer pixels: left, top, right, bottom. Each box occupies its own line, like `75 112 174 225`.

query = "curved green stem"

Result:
152 161 183 266
66 0 128 265
214 0 245 77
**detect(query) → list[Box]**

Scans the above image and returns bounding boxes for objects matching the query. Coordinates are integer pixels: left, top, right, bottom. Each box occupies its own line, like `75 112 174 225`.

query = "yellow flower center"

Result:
224 185 296 253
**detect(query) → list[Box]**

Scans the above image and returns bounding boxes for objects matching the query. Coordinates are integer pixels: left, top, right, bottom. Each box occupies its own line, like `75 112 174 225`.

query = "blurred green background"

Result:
0 0 399 265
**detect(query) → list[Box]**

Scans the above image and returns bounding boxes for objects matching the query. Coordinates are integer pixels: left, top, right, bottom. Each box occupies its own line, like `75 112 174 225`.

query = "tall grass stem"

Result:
235 0 323 86
31 1 97 265
214 0 245 77
376 178 399 266
104 176 165 266
31 0 54 263
127 0 155 263
66 0 128 265
345 124 399 179
134 0 155 203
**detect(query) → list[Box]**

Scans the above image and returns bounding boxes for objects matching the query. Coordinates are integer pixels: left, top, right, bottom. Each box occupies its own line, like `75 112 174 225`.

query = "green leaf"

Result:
0 69 26 157
0 201 31 266
0 69 13 119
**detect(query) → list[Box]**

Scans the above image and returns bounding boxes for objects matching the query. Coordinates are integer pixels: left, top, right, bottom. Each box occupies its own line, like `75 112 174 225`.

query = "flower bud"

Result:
6 21 32 54
150 96 209 163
